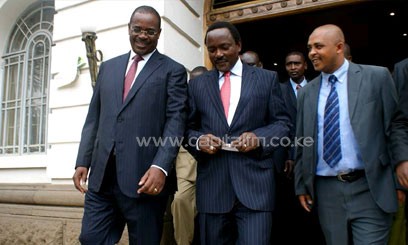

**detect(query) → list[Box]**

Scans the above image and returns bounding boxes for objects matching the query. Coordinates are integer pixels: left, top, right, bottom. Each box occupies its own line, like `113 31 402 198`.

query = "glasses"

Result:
130 26 158 37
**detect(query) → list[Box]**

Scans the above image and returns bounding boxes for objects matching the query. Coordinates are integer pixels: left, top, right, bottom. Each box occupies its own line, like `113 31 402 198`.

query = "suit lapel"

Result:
206 70 228 125
114 53 130 111
230 66 255 128
287 82 297 109
347 62 363 121
308 76 321 140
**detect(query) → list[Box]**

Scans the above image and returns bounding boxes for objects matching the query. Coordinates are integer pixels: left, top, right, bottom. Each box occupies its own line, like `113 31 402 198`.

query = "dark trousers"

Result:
79 155 169 245
199 200 272 245
272 173 326 245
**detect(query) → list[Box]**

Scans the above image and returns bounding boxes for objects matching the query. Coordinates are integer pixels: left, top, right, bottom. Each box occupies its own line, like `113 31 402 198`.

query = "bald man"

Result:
240 50 263 68
294 24 399 244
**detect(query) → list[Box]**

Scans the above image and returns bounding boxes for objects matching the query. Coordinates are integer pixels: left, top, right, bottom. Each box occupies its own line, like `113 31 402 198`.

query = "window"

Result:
1 1 54 155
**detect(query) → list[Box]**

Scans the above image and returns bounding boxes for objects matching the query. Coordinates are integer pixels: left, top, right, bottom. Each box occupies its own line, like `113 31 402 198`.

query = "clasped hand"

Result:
198 132 259 154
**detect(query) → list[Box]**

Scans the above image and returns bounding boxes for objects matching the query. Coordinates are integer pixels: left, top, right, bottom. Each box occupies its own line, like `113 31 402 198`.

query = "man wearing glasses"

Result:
73 5 187 244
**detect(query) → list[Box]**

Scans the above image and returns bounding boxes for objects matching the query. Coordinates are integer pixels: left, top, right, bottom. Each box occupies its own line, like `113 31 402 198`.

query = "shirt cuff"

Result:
151 165 168 176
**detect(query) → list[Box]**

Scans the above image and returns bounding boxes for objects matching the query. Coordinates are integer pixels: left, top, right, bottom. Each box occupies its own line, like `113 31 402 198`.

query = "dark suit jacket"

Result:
295 62 398 213
276 81 299 171
76 50 188 198
186 64 291 213
391 58 408 167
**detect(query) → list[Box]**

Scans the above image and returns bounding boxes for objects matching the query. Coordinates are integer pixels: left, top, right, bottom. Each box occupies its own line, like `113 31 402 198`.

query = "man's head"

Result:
241 51 263 68
128 6 161 56
285 51 307 84
307 24 345 74
190 66 208 80
205 21 242 73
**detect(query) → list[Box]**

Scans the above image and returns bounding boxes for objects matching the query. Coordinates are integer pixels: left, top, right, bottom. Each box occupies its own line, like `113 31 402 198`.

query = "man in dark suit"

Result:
72 5 187 244
274 51 325 244
295 24 398 244
185 21 291 244
240 50 263 68
393 57 408 185
392 57 408 243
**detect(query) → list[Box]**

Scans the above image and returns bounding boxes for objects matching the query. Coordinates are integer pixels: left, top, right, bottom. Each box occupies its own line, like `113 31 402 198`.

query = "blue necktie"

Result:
323 75 342 168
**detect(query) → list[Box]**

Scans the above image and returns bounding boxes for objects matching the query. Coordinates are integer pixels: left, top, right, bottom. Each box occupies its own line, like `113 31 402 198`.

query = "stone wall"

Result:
0 184 176 244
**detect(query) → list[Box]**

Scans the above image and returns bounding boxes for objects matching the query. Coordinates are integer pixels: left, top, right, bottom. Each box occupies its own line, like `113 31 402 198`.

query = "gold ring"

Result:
210 146 215 151
243 144 247 148
154 188 158 192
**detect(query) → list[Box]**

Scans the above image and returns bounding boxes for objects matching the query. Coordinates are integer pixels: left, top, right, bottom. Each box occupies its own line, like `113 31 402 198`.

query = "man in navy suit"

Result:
185 21 291 244
72 5 187 244
295 24 399 244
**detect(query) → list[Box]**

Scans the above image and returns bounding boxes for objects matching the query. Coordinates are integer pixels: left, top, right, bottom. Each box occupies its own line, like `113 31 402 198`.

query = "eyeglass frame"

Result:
129 26 159 37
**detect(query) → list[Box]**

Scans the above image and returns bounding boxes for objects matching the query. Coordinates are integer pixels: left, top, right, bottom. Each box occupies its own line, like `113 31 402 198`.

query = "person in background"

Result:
240 50 263 68
72 5 187 244
391 57 408 244
171 65 208 245
273 51 325 244
185 21 291 244
295 24 399 244
343 42 352 61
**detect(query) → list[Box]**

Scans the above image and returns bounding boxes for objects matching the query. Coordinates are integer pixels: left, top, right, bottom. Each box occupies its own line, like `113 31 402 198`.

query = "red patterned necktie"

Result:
123 55 143 102
220 71 231 119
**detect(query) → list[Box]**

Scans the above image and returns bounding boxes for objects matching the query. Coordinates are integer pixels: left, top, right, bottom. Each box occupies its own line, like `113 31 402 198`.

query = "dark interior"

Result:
235 0 408 81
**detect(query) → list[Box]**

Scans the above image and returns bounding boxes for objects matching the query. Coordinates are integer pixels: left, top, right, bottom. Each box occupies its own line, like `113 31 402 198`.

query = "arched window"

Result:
1 1 54 155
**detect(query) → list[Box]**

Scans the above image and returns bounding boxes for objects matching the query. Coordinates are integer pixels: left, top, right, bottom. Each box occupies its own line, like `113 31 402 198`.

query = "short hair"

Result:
285 51 306 62
205 21 241 45
344 43 352 60
130 5 161 28
190 66 208 80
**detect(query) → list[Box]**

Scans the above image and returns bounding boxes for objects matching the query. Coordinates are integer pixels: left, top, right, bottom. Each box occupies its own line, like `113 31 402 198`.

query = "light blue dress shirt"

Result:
316 59 364 176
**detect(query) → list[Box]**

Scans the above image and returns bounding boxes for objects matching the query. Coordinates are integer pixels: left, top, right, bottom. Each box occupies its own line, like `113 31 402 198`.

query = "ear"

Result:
336 42 344 55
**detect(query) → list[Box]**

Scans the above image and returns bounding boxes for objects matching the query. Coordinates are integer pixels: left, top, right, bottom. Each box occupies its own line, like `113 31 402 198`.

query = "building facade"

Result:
0 0 406 243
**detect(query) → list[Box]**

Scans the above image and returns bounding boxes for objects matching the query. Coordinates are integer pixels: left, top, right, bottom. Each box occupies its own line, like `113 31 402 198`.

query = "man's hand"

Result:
396 161 408 188
198 134 222 154
137 167 166 195
298 194 313 212
284 160 294 179
232 132 259 152
72 167 88 194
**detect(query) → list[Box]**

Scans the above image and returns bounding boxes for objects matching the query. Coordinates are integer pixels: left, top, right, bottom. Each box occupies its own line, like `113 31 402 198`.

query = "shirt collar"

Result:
290 77 308 89
129 49 156 63
218 59 243 78
322 58 349 85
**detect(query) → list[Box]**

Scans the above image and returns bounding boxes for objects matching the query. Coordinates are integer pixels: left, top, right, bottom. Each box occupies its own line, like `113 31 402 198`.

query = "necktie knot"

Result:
328 75 338 86
224 71 231 79
134 55 143 63
296 84 302 90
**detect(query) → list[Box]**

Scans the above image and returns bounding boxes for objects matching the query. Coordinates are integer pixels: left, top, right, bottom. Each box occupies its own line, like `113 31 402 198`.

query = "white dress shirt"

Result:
218 59 243 125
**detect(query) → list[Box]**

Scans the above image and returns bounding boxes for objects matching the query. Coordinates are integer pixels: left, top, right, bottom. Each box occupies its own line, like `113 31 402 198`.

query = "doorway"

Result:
235 0 408 81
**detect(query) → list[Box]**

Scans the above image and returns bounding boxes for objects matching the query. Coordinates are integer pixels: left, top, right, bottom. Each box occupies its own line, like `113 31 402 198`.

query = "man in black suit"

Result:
274 51 325 244
185 21 291 244
72 5 187 244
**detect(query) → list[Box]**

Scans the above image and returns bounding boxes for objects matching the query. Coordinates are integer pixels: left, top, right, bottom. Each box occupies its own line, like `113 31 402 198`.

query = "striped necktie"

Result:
323 75 342 168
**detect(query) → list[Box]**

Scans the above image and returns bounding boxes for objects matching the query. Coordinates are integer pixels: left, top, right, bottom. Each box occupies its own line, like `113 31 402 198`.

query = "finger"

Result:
73 173 85 194
81 175 88 193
